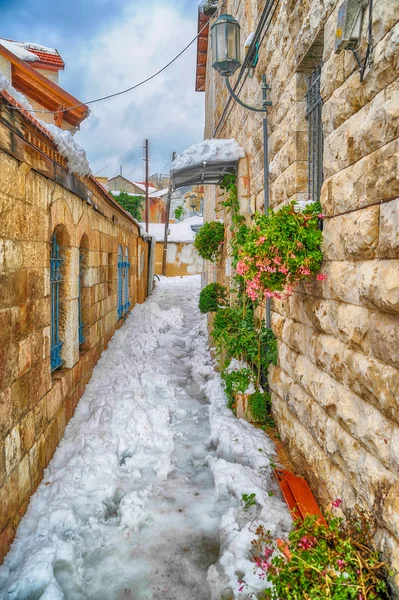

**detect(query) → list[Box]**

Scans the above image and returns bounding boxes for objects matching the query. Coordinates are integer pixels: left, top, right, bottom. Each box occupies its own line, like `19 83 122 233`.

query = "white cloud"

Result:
71 0 205 181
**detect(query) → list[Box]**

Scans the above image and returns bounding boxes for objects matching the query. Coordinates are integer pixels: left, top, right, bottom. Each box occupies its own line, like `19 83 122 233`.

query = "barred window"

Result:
306 63 324 203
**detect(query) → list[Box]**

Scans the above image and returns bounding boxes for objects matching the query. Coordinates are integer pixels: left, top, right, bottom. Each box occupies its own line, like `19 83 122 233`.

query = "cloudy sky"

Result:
1 0 205 182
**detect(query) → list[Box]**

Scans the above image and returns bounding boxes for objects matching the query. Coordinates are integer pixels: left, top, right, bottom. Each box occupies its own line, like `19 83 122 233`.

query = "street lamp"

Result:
189 194 204 217
211 14 241 77
210 13 272 329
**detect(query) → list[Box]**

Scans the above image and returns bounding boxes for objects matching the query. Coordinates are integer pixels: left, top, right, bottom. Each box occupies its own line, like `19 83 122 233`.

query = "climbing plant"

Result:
110 191 144 221
193 220 224 262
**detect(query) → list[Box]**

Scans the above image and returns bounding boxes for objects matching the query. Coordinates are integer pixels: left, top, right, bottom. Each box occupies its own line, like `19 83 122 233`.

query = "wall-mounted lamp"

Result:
335 0 373 81
188 194 204 217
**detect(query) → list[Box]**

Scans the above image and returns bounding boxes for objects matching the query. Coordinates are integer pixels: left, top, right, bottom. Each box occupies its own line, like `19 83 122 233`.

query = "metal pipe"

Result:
162 152 176 276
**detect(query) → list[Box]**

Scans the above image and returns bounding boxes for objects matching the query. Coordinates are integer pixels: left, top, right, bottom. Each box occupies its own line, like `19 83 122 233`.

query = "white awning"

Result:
170 138 245 190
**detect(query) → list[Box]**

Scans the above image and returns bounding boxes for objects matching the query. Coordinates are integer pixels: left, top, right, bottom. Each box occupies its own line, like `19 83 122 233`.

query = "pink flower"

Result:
256 236 266 246
236 259 249 275
332 498 342 509
316 273 327 281
290 253 296 259
318 213 325 219
273 257 282 265
299 266 311 276
298 536 316 550
278 266 289 274
238 580 247 592
337 559 345 569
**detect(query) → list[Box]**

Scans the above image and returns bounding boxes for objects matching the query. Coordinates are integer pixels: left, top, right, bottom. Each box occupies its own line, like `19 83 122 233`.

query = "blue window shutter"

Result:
50 233 64 371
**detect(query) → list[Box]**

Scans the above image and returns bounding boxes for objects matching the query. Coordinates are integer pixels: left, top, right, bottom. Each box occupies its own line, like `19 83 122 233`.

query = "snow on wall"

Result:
0 74 91 177
171 139 245 171
140 216 203 243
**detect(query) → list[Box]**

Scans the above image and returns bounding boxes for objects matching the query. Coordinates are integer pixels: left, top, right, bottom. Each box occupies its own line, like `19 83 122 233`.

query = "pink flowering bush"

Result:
240 508 392 600
237 202 326 301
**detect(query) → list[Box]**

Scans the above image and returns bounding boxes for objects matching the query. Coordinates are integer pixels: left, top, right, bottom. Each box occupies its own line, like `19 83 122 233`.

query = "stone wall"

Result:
0 115 151 560
202 0 399 586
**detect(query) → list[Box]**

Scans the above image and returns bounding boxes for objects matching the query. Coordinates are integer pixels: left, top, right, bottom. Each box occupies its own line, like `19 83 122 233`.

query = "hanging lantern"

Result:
211 13 241 77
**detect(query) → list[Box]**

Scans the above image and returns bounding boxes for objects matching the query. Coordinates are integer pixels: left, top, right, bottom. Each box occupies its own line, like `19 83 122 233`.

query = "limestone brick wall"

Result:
0 144 150 561
203 0 399 585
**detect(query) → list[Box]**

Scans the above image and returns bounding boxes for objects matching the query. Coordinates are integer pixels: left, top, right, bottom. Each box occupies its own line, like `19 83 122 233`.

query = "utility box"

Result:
335 0 366 53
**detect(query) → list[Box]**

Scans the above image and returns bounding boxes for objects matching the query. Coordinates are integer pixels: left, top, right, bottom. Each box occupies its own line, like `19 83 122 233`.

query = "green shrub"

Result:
198 283 228 314
194 220 224 262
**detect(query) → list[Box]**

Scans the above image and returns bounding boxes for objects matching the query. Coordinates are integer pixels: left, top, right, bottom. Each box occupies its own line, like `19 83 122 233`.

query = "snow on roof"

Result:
139 216 203 243
0 38 37 62
171 138 245 172
0 38 64 67
149 187 169 198
0 73 91 176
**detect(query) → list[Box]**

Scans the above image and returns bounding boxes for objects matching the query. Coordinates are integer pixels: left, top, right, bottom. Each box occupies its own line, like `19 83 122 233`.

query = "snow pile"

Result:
139 216 203 243
0 73 34 112
45 124 91 177
0 276 290 600
18 41 60 55
171 139 245 171
0 73 91 177
0 38 37 61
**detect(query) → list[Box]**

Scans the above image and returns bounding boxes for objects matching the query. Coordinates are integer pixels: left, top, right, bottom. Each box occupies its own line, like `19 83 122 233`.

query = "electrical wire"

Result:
6 1 226 116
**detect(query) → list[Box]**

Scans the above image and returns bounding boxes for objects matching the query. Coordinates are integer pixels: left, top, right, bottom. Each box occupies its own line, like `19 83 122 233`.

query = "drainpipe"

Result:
261 75 272 330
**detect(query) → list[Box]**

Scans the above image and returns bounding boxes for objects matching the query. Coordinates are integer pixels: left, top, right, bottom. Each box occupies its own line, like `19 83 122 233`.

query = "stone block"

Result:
11 372 30 424
368 311 399 369
17 454 31 504
359 260 399 315
0 339 18 390
27 268 45 301
33 396 48 440
30 330 43 365
324 78 399 180
28 435 46 491
4 240 23 272
44 417 60 465
46 380 63 422
29 359 52 409
11 302 35 342
17 336 32 377
379 197 399 258
322 206 379 260
4 427 21 474
0 387 12 440
18 411 35 456
0 471 18 531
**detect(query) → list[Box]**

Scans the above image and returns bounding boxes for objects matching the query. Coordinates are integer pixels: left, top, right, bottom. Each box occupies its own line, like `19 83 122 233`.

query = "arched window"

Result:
124 247 130 314
50 232 63 371
118 245 123 319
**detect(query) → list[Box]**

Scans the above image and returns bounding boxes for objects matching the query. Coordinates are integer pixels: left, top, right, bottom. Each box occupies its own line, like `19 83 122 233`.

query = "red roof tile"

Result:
28 47 65 69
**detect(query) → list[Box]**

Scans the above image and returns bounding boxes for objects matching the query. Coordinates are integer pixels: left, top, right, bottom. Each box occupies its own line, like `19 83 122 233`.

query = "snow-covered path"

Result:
0 276 291 600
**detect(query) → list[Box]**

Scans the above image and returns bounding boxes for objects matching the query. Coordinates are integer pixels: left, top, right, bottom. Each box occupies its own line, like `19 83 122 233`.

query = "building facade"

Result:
0 92 152 561
198 0 399 586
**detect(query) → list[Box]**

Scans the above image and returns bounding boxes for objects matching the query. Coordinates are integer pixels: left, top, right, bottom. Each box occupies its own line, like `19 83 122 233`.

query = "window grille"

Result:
50 233 63 371
124 248 130 314
118 245 123 319
78 249 85 345
306 63 324 203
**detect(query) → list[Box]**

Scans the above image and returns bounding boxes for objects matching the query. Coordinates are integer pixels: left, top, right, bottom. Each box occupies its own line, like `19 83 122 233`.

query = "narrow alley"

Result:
0 276 290 600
